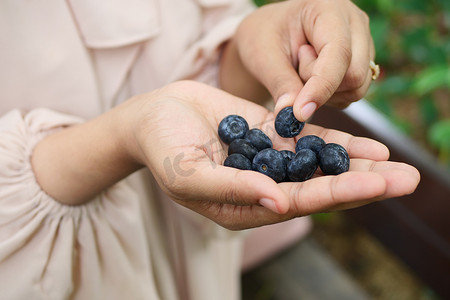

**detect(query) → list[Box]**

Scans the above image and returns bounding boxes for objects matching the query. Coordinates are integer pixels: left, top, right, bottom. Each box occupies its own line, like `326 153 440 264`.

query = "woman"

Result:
0 0 419 299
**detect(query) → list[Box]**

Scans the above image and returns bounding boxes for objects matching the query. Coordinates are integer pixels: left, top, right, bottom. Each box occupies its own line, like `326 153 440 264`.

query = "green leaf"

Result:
353 0 378 13
429 119 450 165
379 75 412 96
429 119 450 150
375 0 395 15
397 0 429 13
434 0 450 11
419 96 439 126
368 96 393 118
428 45 448 65
412 65 450 96
369 16 390 64
252 0 277 6
401 26 432 64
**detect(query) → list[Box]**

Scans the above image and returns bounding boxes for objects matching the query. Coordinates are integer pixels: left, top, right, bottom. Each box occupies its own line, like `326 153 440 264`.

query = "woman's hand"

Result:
131 81 419 230
224 0 374 121
33 80 418 229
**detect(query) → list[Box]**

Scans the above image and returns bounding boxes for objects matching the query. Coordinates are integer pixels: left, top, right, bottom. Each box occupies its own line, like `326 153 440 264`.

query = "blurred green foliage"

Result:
355 0 450 168
253 0 450 168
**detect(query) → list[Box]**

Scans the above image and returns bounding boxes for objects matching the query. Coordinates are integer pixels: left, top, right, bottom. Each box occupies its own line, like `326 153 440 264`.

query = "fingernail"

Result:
300 102 317 121
259 198 280 214
275 94 292 110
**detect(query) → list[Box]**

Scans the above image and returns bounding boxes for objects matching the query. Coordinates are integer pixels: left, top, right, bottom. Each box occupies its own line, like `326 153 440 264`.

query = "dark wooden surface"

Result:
311 103 450 299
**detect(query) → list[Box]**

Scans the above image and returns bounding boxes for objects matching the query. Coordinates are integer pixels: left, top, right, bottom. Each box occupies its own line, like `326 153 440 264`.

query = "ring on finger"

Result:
369 60 380 80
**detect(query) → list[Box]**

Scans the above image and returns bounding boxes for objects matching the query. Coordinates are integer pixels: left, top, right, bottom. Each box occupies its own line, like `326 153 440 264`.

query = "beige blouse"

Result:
0 0 257 299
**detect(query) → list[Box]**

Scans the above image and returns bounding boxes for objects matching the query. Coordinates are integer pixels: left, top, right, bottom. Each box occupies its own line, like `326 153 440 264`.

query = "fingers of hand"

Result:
294 40 351 121
281 171 386 216
338 8 372 92
208 159 420 230
282 159 419 216
299 124 390 161
326 10 375 106
294 2 374 119
292 10 352 120
168 158 290 212
195 201 294 230
237 5 305 114
349 159 421 198
170 162 294 230
296 48 374 111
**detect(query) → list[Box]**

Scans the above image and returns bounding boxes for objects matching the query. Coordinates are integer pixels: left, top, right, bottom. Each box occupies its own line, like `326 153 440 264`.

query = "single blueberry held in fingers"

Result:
287 149 318 182
244 128 273 151
295 135 326 156
224 153 252 170
275 106 305 138
252 148 286 183
318 143 350 175
218 115 249 144
228 139 259 161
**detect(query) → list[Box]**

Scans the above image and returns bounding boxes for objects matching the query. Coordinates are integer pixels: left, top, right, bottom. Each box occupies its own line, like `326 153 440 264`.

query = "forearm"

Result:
31 98 144 205
219 37 271 105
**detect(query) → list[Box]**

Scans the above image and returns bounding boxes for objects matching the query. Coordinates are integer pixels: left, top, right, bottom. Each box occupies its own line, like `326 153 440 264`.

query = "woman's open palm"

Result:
133 81 420 230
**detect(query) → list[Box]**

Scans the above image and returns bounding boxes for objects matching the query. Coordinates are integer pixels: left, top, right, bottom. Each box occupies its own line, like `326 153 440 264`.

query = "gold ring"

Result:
370 60 380 80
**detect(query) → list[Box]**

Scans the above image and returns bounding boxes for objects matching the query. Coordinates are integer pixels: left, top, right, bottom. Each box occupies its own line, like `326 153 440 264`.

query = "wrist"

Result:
115 93 158 168
31 99 145 205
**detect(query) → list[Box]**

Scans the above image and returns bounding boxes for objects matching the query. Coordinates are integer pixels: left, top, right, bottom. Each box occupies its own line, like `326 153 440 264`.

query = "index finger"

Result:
293 11 352 121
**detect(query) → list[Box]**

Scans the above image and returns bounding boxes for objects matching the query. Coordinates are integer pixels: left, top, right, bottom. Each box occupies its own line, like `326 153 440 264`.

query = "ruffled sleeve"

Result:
0 109 83 208
0 109 158 300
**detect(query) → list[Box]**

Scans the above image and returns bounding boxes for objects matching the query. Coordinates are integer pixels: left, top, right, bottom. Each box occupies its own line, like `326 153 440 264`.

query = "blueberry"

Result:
252 148 286 183
274 106 305 138
287 149 318 182
280 150 296 182
295 135 326 156
224 153 252 170
318 143 350 175
244 128 272 151
280 150 295 164
218 115 249 144
228 139 258 161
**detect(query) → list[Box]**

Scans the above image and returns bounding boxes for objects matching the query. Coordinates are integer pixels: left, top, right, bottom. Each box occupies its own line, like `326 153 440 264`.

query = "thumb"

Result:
292 43 351 123
292 43 350 122
291 45 321 122
291 4 353 122
202 165 290 214
172 160 290 214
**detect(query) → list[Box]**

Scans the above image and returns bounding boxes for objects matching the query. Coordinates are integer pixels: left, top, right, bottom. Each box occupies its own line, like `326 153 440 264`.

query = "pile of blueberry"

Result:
218 106 350 183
